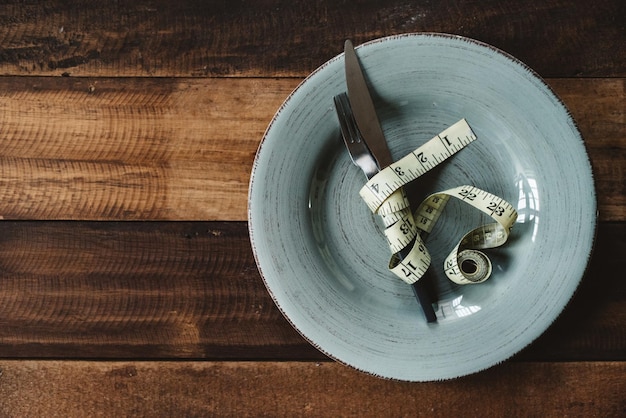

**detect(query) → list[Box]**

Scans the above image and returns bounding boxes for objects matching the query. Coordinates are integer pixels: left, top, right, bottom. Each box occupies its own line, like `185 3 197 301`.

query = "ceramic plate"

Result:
248 33 596 381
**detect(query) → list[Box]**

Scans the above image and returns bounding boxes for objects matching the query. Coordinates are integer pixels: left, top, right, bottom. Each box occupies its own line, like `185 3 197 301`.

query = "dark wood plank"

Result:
0 221 623 360
0 77 623 221
0 0 624 77
518 222 626 361
0 221 314 359
549 78 626 221
0 360 624 416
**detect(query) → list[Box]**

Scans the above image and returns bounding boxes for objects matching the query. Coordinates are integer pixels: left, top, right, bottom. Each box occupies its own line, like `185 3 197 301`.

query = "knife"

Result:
344 39 437 323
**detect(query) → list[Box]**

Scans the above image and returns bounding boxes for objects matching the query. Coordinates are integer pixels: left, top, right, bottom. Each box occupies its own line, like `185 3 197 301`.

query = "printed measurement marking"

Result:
357 119 518 285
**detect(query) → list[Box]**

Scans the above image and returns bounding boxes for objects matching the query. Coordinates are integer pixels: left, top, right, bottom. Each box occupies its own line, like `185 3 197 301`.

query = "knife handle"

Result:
399 239 438 323
412 280 437 323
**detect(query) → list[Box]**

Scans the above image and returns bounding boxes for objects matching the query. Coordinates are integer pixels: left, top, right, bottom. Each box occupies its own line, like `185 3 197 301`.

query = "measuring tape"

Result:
359 119 518 285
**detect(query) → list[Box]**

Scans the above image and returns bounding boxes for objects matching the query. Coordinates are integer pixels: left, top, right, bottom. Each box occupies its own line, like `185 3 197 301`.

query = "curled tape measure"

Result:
360 119 518 285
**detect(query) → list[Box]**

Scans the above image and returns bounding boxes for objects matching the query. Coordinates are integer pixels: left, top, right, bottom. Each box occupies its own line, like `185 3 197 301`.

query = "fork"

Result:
334 93 378 180
333 93 437 323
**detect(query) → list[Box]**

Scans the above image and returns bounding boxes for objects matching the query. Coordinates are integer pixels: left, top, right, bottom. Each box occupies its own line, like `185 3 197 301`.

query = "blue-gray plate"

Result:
248 33 596 381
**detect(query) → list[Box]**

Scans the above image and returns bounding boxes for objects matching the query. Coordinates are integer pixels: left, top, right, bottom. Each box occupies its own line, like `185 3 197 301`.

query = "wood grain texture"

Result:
0 361 624 417
0 76 299 220
0 221 623 360
0 77 623 221
0 0 622 412
0 0 624 77
0 221 311 359
550 78 626 220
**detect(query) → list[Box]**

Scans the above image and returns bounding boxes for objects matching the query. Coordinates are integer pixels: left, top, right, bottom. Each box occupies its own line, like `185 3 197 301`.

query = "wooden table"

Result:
0 1 624 416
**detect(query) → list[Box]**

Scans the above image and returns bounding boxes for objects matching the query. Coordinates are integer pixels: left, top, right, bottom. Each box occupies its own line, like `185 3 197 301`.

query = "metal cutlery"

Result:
334 93 437 323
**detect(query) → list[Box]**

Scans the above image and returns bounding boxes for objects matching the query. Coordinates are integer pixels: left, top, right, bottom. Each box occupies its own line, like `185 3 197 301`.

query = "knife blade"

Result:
344 41 392 170
344 39 437 323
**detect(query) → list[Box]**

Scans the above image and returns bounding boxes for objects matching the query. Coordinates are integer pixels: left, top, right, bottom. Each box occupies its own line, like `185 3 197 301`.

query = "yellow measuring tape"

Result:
359 119 518 285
